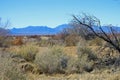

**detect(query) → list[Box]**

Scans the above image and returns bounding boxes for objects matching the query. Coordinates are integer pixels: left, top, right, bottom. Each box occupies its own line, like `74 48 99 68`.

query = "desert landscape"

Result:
1 0 120 80
1 28 120 80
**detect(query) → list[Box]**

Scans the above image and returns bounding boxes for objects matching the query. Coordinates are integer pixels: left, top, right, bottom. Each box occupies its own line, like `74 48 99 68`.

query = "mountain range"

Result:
10 24 120 35
10 24 70 35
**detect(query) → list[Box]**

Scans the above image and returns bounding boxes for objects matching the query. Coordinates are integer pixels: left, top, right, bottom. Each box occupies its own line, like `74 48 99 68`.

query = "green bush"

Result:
34 46 69 74
0 36 12 48
11 44 38 62
77 42 97 61
66 56 80 73
0 52 26 80
75 42 97 72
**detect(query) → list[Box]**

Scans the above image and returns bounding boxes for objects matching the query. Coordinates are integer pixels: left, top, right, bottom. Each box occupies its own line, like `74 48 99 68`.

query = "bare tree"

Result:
0 18 10 36
0 18 10 47
71 13 120 53
69 21 95 40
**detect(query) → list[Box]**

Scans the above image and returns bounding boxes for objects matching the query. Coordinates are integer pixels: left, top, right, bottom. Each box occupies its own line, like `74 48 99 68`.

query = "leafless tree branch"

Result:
72 14 120 53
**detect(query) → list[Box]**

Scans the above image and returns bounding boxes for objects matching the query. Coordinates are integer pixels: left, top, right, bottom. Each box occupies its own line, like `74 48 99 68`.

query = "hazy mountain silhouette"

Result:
10 24 69 35
10 24 120 35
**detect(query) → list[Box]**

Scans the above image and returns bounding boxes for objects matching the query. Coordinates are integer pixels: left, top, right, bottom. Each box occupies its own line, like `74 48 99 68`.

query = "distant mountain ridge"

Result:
10 24 120 35
10 24 70 35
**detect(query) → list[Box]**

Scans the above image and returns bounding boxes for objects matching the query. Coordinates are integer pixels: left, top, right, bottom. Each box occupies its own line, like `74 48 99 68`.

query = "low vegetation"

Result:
10 44 39 62
1 34 120 80
0 51 26 80
34 46 69 74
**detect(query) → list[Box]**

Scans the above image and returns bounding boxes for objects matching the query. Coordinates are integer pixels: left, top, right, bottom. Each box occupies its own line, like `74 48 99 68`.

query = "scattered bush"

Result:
66 56 80 73
0 52 26 80
75 42 97 72
89 37 103 46
0 36 12 48
38 39 51 47
77 47 97 61
65 34 80 46
77 42 97 61
10 44 38 62
0 19 10 47
96 54 117 69
34 46 69 74
38 39 64 47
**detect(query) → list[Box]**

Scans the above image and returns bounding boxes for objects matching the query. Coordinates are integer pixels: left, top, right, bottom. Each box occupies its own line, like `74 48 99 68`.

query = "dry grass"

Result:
63 46 77 57
0 51 26 80
26 72 120 80
4 38 120 80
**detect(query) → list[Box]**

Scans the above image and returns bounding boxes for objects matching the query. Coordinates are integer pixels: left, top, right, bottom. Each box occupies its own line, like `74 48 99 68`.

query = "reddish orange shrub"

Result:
12 37 23 45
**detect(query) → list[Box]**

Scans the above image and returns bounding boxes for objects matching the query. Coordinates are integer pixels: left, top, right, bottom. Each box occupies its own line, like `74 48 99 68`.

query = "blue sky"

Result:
0 0 120 28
